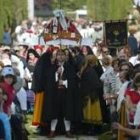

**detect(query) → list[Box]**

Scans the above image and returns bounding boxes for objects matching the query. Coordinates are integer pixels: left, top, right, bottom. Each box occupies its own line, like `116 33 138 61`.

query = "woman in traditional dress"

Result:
32 49 56 133
79 54 102 134
117 71 131 140
125 73 140 127
80 46 108 125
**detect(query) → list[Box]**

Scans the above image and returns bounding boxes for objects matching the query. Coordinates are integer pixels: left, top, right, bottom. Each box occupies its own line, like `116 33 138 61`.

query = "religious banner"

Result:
105 20 127 47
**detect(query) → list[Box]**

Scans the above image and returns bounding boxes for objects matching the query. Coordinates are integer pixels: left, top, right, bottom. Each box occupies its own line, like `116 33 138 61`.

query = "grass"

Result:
25 114 38 139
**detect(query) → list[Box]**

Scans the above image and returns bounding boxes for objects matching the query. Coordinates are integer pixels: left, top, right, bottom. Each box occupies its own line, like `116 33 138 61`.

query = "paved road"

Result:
29 136 98 140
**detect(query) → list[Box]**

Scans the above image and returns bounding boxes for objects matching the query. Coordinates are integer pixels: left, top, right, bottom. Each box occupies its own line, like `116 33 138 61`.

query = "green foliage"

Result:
87 0 133 21
0 0 27 41
52 0 86 11
13 0 27 24
0 0 133 40
52 0 133 21
87 0 108 20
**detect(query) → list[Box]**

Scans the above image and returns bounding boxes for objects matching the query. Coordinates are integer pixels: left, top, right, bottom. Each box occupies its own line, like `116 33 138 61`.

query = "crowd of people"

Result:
1 17 140 140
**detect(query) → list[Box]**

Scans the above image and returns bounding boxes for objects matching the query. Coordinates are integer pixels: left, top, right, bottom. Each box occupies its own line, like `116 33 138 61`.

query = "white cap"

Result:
2 46 10 50
1 66 15 76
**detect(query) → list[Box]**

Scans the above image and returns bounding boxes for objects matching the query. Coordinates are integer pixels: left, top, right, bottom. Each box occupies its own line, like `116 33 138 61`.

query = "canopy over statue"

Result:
43 10 82 45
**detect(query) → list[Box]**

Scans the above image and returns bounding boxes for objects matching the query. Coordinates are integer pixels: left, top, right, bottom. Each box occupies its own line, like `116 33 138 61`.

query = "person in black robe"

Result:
32 50 55 134
73 46 109 125
32 49 82 137
78 55 103 135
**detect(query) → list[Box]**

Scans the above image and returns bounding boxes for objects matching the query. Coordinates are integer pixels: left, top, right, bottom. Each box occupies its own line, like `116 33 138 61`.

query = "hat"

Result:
2 45 10 51
1 66 15 76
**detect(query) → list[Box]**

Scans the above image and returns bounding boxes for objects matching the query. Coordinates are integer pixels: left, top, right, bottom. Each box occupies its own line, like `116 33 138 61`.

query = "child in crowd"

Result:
0 66 16 115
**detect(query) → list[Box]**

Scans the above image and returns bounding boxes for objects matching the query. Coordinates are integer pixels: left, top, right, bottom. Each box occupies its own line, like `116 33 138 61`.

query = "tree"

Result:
0 0 27 41
52 0 86 11
87 0 133 21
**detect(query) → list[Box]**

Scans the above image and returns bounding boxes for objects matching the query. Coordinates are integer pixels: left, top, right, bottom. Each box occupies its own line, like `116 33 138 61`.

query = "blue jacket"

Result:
0 112 11 140
3 32 12 45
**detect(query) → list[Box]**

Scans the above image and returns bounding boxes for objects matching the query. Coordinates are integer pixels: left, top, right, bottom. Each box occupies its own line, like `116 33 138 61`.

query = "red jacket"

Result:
1 82 15 114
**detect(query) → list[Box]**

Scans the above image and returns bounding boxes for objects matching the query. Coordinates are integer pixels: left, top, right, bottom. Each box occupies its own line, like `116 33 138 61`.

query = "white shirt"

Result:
55 65 68 88
129 55 140 66
100 66 116 95
16 87 27 111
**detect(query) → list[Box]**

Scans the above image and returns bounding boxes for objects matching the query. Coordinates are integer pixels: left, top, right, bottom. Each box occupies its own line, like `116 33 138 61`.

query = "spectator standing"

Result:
2 27 12 46
128 32 138 56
